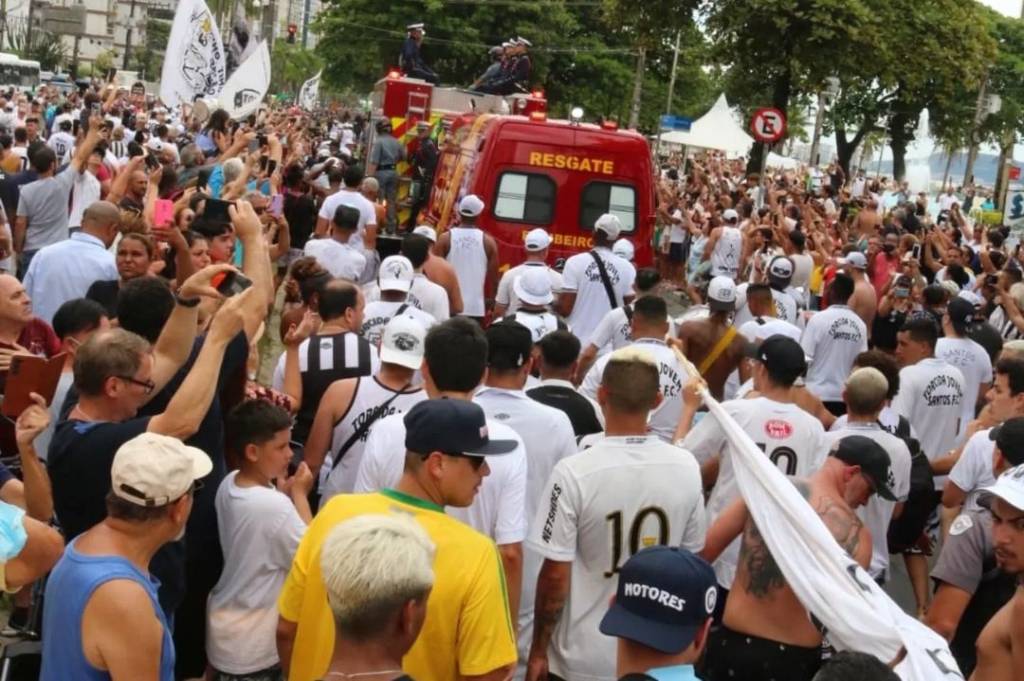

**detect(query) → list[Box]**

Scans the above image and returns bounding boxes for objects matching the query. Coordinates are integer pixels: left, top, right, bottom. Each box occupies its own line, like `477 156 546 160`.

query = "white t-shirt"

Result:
947 428 996 511
317 189 377 249
826 423 912 580
303 238 367 281
526 435 706 681
561 247 636 345
710 226 742 278
473 386 577 664
891 357 965 489
580 338 683 442
587 305 678 355
68 171 101 230
682 397 829 587
358 300 436 346
801 305 869 402
495 261 563 314
353 411 528 545
206 472 307 674
935 337 992 439
408 273 450 321
732 284 803 329
831 405 918 440
938 193 959 211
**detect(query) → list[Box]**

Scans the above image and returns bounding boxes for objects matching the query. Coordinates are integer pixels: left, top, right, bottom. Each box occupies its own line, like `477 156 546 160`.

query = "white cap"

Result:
768 255 794 283
379 255 414 292
407 22 425 30
513 267 553 306
516 37 532 47
707 276 737 312
839 251 868 270
594 213 622 240
458 194 485 218
940 279 961 296
524 228 552 251
958 289 983 307
413 225 437 242
979 464 1024 512
612 238 635 262
111 433 212 507
380 314 426 370
722 209 739 222
754 319 803 344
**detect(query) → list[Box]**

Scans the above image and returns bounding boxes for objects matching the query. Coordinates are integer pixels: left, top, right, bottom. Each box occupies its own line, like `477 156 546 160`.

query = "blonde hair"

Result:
1010 282 1024 311
320 513 435 640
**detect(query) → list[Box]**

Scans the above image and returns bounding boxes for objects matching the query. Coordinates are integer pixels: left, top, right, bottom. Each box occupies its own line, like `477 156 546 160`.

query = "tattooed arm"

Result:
814 493 872 569
526 559 571 681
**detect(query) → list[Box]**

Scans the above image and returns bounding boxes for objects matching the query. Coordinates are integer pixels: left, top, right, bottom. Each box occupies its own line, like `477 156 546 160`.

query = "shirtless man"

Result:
700 436 891 681
678 276 747 401
841 251 878 329
854 198 882 242
412 225 464 315
972 464 1024 681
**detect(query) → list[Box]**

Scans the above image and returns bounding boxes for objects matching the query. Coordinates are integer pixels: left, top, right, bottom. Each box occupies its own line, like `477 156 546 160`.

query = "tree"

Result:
701 0 878 174
826 0 994 180
130 18 170 81
311 0 713 125
270 41 323 96
6 23 68 72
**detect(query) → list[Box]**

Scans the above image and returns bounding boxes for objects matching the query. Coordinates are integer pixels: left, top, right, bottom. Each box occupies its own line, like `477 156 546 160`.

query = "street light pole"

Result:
123 0 138 70
656 31 682 160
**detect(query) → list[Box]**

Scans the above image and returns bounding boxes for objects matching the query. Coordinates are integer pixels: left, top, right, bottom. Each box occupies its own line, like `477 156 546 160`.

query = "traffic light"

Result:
287 24 297 44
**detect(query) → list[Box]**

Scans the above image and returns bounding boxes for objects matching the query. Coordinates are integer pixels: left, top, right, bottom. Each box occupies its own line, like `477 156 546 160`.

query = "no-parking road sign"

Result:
751 108 786 143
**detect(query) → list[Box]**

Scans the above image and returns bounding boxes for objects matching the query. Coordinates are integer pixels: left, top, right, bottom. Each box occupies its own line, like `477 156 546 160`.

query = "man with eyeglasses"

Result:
46 276 256 617
40 432 213 681
278 398 519 681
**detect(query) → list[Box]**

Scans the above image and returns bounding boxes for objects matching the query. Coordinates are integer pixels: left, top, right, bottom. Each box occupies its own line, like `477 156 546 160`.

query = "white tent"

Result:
766 152 801 170
659 93 754 157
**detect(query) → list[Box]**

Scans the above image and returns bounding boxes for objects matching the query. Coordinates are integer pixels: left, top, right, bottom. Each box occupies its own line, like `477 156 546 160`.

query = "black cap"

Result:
745 335 806 385
599 546 717 654
829 435 897 501
404 399 518 457
946 296 975 334
989 418 1024 466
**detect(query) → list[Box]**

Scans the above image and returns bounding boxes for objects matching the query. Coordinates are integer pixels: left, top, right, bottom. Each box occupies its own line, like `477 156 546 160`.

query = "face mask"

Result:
883 244 896 253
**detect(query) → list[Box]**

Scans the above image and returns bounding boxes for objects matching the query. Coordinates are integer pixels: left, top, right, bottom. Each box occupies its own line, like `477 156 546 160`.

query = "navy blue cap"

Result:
599 546 717 654
404 399 518 457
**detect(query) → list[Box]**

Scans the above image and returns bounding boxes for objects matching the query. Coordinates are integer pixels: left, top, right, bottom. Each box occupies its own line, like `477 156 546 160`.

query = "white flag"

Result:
218 40 271 120
160 0 227 107
298 71 322 111
672 349 962 681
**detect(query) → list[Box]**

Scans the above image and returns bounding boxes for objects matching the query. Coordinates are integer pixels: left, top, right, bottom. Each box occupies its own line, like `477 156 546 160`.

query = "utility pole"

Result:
809 92 826 168
628 47 645 130
123 0 138 70
0 0 7 51
655 32 681 159
301 0 311 48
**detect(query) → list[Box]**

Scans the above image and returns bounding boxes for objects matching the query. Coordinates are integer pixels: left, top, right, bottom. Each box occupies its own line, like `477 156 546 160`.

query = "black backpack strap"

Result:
623 302 634 322
331 383 411 471
589 250 619 310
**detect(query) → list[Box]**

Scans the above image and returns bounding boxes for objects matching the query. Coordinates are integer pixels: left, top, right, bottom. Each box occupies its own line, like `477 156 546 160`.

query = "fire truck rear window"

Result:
580 183 636 232
494 172 555 224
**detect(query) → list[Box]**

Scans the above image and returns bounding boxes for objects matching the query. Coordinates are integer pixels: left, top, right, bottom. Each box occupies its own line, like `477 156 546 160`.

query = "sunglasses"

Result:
422 452 487 470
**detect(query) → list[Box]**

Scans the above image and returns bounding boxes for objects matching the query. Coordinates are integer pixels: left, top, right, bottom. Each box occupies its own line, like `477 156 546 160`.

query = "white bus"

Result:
0 54 41 92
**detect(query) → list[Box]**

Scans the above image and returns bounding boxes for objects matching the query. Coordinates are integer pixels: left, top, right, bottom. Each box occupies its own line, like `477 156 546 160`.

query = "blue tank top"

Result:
40 538 175 681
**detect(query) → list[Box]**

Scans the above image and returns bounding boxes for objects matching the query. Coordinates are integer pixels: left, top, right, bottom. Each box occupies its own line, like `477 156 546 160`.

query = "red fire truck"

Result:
369 72 655 267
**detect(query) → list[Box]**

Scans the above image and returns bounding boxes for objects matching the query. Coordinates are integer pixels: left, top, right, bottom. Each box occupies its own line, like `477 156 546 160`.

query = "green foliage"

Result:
5 24 69 72
270 41 323 96
130 19 171 81
92 50 117 76
313 0 717 128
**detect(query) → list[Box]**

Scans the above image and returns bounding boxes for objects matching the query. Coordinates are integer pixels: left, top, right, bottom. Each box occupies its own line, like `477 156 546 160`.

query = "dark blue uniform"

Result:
400 36 439 84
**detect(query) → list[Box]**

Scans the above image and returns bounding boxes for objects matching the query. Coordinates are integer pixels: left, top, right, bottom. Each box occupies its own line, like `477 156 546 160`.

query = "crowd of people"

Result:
0 70 1016 681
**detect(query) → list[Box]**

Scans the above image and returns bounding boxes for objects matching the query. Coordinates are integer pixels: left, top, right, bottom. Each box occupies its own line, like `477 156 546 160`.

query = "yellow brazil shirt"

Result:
278 488 517 681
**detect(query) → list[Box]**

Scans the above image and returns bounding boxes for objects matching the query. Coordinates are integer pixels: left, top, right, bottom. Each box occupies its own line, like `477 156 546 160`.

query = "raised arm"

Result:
147 287 257 439
230 200 275 318
148 264 234 392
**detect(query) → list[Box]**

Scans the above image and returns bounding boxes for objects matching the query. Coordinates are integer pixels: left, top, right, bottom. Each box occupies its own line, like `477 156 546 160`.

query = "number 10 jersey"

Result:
525 435 705 681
